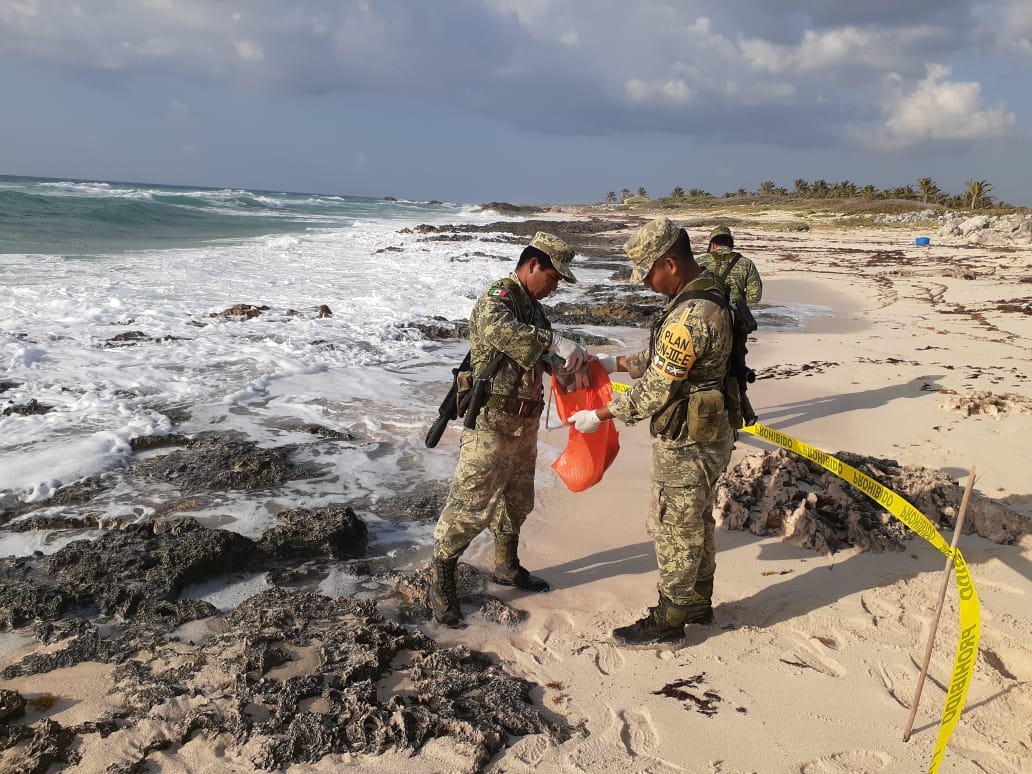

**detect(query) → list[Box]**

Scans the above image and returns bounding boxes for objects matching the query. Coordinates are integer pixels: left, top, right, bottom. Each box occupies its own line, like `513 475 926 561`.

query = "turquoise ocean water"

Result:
0 174 462 256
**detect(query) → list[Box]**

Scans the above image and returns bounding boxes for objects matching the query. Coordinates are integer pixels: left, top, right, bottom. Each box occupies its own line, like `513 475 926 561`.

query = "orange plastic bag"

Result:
550 359 620 492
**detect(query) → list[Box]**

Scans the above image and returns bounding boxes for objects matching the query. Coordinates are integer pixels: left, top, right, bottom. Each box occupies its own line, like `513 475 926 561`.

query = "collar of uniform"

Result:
507 270 531 299
663 274 721 311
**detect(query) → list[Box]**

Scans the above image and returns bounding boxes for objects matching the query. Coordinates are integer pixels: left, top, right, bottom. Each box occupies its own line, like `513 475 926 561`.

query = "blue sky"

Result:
2 1 1029 204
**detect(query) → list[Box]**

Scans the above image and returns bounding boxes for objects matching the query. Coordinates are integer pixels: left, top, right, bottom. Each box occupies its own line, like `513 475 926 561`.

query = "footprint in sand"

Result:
503 733 550 767
800 749 893 773
592 640 625 676
780 628 846 677
859 592 905 627
618 706 657 757
873 661 915 708
509 633 560 669
562 706 687 773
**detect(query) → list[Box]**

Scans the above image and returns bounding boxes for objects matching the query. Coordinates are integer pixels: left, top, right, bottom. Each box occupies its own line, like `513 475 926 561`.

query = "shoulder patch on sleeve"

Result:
652 321 696 380
487 288 509 297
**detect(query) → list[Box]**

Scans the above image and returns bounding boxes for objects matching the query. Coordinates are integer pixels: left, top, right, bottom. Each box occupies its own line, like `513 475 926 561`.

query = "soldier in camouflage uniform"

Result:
569 218 734 647
699 224 763 305
430 232 587 627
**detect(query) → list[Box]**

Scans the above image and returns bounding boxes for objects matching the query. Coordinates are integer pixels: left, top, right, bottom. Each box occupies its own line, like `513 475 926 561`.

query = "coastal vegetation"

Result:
604 177 1010 213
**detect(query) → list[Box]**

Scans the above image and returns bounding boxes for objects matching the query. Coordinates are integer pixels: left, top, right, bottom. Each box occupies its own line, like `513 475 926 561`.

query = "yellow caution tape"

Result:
740 422 980 774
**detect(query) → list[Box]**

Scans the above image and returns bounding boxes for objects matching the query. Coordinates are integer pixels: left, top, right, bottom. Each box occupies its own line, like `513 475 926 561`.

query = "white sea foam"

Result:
0 208 590 559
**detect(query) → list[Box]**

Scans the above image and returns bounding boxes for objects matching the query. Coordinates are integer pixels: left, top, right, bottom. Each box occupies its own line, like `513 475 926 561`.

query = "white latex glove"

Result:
595 355 618 373
569 409 602 434
552 333 587 371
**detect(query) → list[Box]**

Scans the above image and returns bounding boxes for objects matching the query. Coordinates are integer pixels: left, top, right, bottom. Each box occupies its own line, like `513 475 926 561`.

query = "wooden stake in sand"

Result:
902 466 976 742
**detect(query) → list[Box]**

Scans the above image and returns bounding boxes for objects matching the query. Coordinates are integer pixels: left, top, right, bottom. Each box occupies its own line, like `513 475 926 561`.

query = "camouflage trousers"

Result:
433 423 538 561
646 434 734 606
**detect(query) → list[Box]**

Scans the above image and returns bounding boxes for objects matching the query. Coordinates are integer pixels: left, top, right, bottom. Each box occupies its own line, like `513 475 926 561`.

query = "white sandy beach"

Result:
3 213 1030 773
411 216 1032 774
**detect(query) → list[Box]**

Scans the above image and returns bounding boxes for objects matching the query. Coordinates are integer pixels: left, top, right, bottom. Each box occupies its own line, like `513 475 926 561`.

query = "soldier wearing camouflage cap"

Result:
567 217 735 647
529 231 577 282
430 231 587 627
699 224 763 305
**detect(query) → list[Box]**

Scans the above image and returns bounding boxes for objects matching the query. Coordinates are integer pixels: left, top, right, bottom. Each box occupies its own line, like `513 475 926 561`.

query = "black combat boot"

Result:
491 536 550 593
683 604 715 625
611 594 688 647
685 577 715 624
430 557 464 627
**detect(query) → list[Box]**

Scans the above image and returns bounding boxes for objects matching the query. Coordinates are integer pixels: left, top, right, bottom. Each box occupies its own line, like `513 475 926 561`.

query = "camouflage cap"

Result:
708 224 733 242
624 217 682 283
530 231 577 283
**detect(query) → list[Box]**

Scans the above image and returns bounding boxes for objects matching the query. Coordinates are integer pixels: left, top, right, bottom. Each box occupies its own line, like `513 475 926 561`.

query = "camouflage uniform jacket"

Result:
607 274 733 447
467 272 553 434
700 246 763 305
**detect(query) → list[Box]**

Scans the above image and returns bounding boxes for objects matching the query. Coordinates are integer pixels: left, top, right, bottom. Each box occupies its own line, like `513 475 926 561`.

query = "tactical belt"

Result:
484 394 544 418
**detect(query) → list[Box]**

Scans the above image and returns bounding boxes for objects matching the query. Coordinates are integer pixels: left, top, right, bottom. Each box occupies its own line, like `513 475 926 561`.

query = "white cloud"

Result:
234 39 265 62
741 24 937 74
995 0 1032 56
0 0 42 22
625 77 695 105
864 63 1015 148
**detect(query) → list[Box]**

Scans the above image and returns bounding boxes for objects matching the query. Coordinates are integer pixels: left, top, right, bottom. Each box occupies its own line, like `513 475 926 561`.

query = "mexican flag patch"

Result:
488 288 508 297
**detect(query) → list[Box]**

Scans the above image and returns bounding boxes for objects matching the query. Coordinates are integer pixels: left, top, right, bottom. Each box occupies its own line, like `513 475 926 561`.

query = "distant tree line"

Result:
604 178 999 210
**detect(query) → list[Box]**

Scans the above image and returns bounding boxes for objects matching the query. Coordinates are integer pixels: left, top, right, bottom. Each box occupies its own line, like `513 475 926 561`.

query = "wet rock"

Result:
100 331 189 347
360 480 451 524
548 298 659 328
106 330 148 343
286 304 334 318
257 505 368 561
130 434 321 492
129 433 192 452
1 399 53 417
413 217 635 260
210 303 269 319
298 422 352 439
0 476 114 527
407 318 471 340
0 518 254 630
0 506 376 638
2 514 102 532
476 202 540 216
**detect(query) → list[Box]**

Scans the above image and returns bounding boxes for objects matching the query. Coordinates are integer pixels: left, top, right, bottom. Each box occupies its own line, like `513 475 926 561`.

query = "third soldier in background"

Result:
700 225 762 305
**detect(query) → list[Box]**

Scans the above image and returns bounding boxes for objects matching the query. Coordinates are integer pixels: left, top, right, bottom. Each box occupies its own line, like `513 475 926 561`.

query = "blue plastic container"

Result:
915 236 931 246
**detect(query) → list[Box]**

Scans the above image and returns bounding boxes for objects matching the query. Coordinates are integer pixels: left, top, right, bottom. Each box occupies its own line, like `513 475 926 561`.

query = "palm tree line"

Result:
604 178 998 210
